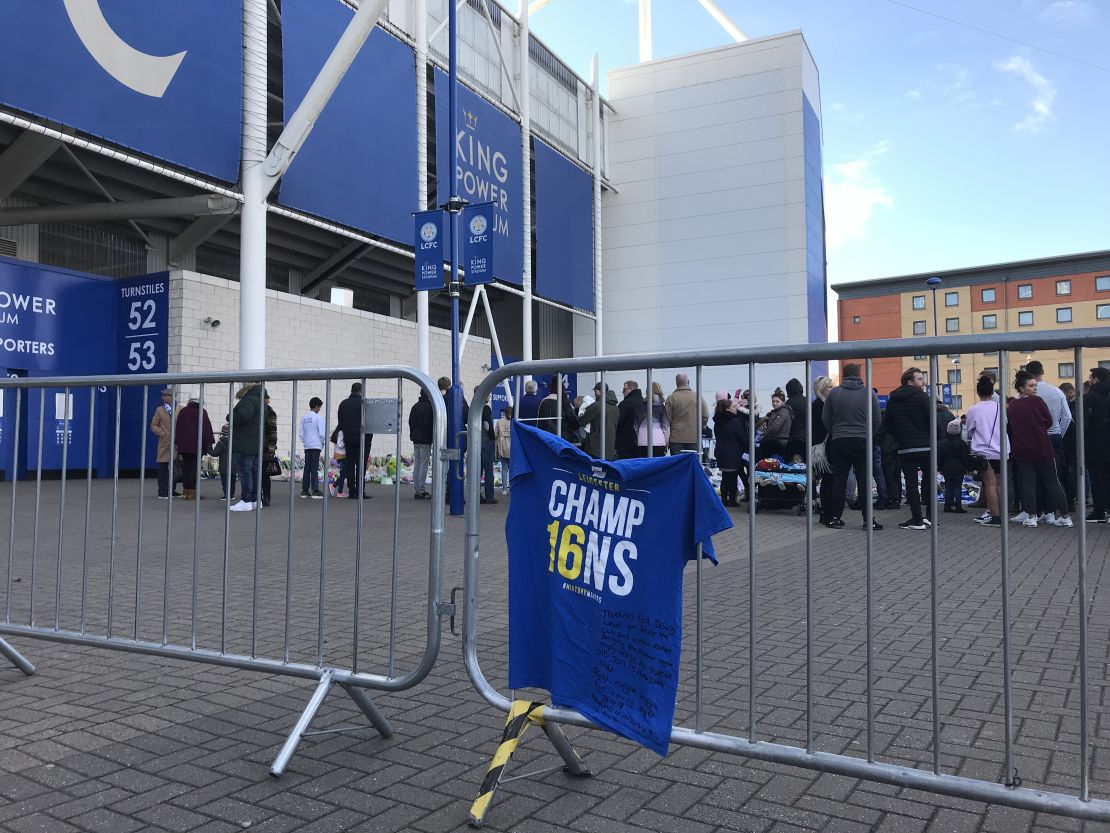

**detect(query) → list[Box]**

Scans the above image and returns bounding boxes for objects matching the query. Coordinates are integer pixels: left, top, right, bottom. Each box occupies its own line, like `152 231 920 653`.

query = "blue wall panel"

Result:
435 71 524 285
281 0 418 243
803 95 827 349
0 1 241 181
534 140 594 311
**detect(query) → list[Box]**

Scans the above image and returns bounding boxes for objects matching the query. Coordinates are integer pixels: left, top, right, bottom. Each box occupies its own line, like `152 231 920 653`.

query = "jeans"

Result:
302 448 321 494
669 441 698 456
219 455 236 499
233 452 259 503
497 456 510 492
413 444 431 496
847 445 887 506
157 461 171 497
481 439 495 501
346 435 372 498
826 437 870 521
899 451 932 522
944 475 963 508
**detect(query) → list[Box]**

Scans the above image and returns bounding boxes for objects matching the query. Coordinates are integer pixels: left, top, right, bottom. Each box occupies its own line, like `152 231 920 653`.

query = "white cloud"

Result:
995 55 1056 132
824 148 894 249
1038 0 1096 26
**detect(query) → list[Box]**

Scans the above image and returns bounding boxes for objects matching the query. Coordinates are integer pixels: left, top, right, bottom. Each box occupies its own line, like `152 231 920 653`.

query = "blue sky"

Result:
529 0 1109 294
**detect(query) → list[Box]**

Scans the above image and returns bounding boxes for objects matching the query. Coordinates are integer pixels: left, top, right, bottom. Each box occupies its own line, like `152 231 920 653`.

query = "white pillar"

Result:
519 0 533 361
415 0 430 374
240 0 269 371
638 0 652 62
591 54 603 358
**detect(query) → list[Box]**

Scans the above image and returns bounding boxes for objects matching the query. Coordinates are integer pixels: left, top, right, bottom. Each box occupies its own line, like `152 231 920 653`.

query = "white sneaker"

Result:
1040 513 1053 524
976 511 991 522
1022 517 1038 528
1050 516 1074 528
1010 511 1030 523
229 500 256 512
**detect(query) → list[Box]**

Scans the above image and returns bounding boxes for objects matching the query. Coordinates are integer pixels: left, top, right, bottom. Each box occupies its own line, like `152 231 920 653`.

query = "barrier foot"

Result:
339 683 394 739
270 671 334 777
469 700 590 828
0 637 35 676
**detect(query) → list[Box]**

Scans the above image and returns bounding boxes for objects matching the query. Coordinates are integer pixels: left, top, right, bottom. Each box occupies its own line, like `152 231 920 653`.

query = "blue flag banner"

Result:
534 139 594 311
0 1 241 181
461 204 494 286
506 422 732 755
414 210 445 292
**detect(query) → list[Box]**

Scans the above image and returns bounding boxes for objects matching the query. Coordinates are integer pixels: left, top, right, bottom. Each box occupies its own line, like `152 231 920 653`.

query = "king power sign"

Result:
455 109 510 237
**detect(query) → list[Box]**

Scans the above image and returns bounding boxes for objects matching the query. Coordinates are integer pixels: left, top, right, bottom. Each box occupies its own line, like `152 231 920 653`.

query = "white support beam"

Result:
695 0 748 42
519 0 534 361
416 0 430 374
479 285 514 407
591 54 603 358
638 0 652 62
0 131 60 201
263 0 390 185
240 0 269 371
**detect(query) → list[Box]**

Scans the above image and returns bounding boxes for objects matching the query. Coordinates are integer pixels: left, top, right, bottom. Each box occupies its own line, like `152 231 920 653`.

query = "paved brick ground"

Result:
0 476 1108 832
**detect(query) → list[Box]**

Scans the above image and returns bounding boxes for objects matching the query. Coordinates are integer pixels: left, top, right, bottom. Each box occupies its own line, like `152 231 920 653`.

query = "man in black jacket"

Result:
616 380 644 459
337 383 373 499
1085 367 1110 522
784 378 808 461
408 389 434 499
476 387 497 504
882 367 933 529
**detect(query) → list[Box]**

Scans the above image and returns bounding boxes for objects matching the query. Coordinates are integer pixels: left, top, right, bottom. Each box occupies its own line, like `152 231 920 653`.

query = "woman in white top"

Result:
964 375 1002 525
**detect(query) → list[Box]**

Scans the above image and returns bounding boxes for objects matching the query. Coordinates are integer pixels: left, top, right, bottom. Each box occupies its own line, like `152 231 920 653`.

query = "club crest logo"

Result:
420 221 438 243
468 214 488 236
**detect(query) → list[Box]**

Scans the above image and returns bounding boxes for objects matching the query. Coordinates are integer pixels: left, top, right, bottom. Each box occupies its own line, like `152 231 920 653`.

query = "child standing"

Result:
495 406 513 494
299 397 326 498
939 419 971 513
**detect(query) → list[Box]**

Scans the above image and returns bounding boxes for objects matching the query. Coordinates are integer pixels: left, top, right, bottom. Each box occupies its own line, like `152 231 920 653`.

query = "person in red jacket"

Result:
1007 371 1072 528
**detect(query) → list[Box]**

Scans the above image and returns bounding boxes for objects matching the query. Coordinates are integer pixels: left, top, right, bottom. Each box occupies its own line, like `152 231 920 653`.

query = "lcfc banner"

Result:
534 140 594 311
506 422 732 755
0 1 241 181
461 204 494 286
414 210 444 292
434 71 523 285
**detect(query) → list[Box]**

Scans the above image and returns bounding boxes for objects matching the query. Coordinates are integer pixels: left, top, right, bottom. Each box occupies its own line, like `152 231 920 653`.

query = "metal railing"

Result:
0 365 447 776
463 328 1110 822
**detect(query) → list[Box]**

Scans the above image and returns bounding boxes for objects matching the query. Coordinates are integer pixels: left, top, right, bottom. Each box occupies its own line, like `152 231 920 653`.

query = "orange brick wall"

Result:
838 295 904 392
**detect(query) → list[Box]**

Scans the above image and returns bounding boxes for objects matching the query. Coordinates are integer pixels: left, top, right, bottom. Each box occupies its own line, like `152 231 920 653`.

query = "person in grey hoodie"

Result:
821 363 882 530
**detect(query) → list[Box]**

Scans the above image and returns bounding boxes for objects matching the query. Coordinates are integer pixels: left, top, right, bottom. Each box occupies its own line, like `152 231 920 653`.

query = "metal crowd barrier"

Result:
0 366 447 776
463 328 1110 823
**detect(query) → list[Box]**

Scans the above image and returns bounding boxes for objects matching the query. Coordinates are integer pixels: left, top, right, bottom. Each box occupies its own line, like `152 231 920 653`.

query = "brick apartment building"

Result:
833 250 1110 412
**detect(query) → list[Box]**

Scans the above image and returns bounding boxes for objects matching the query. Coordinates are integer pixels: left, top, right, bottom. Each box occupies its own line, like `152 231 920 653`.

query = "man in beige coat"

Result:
150 387 181 499
665 373 709 456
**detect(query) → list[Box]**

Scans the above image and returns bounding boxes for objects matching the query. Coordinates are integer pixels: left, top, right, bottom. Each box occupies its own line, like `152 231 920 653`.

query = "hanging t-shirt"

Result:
506 421 732 755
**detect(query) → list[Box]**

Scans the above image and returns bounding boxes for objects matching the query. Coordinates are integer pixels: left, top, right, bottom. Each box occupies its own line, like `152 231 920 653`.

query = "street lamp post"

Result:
952 356 960 413
926 276 941 337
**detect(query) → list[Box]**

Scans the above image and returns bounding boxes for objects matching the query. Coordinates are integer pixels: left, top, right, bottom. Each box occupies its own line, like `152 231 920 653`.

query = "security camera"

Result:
204 317 221 329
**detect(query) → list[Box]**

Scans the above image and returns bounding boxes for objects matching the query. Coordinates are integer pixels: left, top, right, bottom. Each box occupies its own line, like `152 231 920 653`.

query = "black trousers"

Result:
899 451 932 523
1087 459 1109 515
720 470 739 505
1016 459 1067 517
826 438 870 521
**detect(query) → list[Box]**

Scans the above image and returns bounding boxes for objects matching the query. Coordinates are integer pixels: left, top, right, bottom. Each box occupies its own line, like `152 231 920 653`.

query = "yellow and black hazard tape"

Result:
469 700 546 826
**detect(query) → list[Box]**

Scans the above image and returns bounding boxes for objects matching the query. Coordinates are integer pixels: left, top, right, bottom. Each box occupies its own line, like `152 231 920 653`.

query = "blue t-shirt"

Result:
506 422 732 755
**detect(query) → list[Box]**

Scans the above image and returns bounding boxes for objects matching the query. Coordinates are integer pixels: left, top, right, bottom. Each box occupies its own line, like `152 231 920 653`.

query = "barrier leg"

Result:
469 700 590 828
339 683 394 738
270 671 334 777
0 637 35 676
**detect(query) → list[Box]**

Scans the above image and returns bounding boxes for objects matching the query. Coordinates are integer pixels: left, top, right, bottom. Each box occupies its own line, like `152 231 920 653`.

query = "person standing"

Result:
150 388 181 499
230 383 264 512
1026 360 1072 513
299 397 326 499
1084 367 1110 523
537 375 578 441
635 382 671 457
939 420 971 513
408 389 434 500
1060 382 1078 511
1008 371 1071 527
821 364 882 530
495 406 512 494
713 396 745 507
260 395 278 508
338 382 373 499
881 367 934 531
580 382 619 460
174 397 215 501
477 387 497 505
664 373 708 456
212 416 236 501
616 380 644 459
517 380 541 425
784 378 808 462
965 375 1002 525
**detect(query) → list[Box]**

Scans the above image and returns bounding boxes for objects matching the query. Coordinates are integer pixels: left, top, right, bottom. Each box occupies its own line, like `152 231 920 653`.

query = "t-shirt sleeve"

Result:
690 458 733 564
509 421 535 482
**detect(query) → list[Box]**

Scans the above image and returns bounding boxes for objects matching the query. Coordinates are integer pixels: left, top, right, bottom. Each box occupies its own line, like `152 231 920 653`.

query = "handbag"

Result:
265 455 282 477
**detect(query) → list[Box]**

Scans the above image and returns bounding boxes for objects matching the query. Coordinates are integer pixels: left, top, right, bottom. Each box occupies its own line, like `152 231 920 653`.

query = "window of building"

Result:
951 394 963 411
1017 284 1033 299
1059 363 1074 378
947 369 962 384
1056 280 1071 295
1057 307 1073 324
912 295 926 310
1018 310 1034 326
982 313 997 329
913 320 926 335
1101 360 1110 370
1097 276 1110 292
852 315 861 324
914 355 927 360
983 366 999 378
945 317 960 332
945 291 959 306
1098 303 1110 320
981 287 996 303
947 353 961 359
